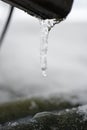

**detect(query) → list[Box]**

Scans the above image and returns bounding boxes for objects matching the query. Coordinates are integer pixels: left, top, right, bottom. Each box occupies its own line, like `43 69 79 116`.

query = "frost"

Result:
77 105 87 121
7 122 18 127
29 101 38 109
11 122 18 127
34 111 52 118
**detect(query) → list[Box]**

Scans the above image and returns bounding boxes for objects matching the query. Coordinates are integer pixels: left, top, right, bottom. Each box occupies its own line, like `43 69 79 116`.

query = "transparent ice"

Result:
39 19 63 77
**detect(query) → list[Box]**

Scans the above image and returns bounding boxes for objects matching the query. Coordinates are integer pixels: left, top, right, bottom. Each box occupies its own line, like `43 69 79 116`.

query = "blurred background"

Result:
0 0 87 103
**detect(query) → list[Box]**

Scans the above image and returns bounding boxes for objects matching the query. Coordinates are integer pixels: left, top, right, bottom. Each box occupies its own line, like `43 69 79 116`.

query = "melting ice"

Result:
39 19 62 77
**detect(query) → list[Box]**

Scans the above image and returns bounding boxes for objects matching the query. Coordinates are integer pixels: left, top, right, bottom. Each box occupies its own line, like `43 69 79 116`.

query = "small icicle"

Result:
39 19 62 77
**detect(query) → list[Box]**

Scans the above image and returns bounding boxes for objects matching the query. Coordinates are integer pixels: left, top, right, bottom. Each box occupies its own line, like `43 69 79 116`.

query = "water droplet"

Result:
39 18 63 77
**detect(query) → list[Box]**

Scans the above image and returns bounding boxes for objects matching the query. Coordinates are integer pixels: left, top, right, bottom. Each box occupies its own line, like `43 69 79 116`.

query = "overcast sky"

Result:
68 0 87 22
74 0 87 8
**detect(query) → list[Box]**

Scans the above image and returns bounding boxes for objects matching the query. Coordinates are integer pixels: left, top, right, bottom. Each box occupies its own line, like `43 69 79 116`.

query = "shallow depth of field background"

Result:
0 0 87 102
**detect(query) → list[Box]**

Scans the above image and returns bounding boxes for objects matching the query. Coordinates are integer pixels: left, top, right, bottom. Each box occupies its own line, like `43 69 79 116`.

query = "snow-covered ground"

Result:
0 0 87 102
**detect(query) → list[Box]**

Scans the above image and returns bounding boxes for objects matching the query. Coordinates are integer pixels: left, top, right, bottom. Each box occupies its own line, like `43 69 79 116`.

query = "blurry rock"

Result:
1 105 87 130
0 96 79 123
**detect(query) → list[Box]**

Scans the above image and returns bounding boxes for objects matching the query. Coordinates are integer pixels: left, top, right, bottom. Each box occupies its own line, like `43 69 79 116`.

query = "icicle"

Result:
39 19 62 77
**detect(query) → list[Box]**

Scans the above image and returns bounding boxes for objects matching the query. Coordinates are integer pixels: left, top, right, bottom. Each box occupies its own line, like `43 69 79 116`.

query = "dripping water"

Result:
39 18 63 77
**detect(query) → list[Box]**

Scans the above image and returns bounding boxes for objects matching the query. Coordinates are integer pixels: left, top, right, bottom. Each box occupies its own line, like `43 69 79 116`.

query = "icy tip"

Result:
42 70 47 77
